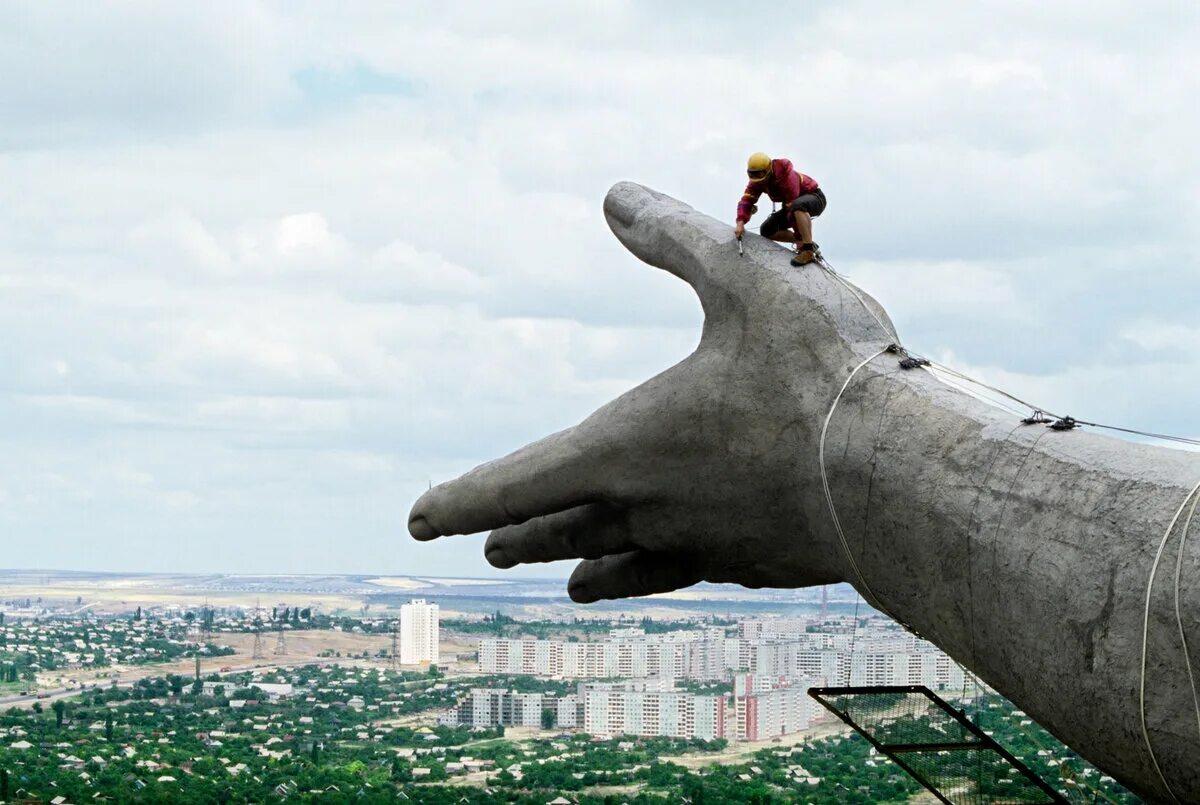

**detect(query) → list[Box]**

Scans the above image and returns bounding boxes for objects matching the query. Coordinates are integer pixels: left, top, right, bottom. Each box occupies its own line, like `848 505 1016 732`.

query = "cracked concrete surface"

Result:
408 182 1200 803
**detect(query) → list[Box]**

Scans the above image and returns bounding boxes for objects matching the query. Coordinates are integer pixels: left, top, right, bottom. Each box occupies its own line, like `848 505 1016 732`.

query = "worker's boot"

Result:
791 242 820 267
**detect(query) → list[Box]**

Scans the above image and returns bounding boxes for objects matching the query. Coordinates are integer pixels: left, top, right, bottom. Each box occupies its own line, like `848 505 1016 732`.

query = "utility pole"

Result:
200 599 213 645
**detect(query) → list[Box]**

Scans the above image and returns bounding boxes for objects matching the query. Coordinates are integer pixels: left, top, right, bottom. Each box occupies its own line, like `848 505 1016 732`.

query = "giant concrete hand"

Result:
408 182 1200 803
408 181 893 602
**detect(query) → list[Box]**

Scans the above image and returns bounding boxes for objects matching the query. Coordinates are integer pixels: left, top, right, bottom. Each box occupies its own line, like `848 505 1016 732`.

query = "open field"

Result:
32 629 475 695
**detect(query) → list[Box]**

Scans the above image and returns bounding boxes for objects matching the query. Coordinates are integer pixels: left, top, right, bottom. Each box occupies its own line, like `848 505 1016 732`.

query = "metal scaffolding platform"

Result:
808 685 1067 805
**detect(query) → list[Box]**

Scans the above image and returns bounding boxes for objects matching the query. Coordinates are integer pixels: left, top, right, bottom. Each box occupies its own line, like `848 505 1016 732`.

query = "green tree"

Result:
52 698 66 728
311 742 319 765
105 711 114 742
1 767 8 801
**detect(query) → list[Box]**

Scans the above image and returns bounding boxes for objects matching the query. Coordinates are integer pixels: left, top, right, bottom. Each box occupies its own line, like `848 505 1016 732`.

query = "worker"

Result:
734 152 827 266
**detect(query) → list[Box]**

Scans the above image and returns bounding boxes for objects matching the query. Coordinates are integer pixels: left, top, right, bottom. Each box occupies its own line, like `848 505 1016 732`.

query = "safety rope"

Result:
1138 480 1200 805
818 260 895 338
818 346 895 619
925 366 1028 418
845 593 862 686
1174 491 1200 746
816 258 1200 448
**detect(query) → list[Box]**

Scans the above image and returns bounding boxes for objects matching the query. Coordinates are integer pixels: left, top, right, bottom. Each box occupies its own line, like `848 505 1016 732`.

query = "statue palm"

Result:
409 181 894 601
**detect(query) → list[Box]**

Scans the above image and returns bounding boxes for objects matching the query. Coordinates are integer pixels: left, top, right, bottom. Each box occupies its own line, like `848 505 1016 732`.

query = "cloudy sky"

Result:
1 2 1198 578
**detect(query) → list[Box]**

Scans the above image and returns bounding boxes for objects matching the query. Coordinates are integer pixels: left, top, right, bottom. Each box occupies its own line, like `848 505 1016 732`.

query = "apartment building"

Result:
441 688 546 728
479 628 725 680
398 599 439 665
579 678 725 741
731 674 822 741
478 621 966 691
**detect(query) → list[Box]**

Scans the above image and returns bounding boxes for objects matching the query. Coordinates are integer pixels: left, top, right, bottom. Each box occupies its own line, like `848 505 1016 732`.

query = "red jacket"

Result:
736 158 820 223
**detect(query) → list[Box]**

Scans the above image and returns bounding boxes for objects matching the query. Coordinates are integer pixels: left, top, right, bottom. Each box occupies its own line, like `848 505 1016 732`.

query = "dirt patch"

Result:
663 720 853 770
363 578 430 590
39 630 475 692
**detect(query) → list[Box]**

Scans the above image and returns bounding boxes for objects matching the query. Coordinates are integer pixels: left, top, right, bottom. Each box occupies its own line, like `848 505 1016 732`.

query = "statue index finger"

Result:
407 427 602 541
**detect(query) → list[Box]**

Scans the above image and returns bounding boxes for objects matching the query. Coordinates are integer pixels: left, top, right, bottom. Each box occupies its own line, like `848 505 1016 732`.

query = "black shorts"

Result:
760 188 827 238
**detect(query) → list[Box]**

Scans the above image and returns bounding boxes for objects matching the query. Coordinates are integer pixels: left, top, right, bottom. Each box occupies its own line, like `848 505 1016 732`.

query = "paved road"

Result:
0 685 89 707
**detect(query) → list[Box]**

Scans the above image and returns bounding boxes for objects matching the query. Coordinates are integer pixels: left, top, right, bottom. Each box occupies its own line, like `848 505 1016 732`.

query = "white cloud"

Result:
1120 322 1200 353
370 241 491 297
0 2 1197 575
842 260 1019 316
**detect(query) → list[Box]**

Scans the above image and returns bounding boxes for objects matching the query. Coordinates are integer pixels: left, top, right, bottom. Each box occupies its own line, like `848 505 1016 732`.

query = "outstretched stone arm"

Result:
407 182 1200 803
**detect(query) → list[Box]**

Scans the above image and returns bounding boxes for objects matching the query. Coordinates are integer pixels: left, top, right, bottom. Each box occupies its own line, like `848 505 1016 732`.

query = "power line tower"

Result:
252 625 265 660
390 619 400 671
251 598 265 660
274 628 288 657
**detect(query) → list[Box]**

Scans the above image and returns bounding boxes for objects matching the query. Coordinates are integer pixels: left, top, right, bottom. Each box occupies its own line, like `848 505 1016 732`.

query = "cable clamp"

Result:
1049 416 1078 431
887 344 931 369
1021 411 1051 426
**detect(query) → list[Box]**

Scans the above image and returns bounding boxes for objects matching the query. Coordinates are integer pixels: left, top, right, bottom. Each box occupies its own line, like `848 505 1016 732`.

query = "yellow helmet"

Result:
746 152 772 182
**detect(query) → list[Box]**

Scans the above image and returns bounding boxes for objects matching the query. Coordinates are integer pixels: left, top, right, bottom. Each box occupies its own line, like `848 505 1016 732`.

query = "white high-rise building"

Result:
399 599 439 665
